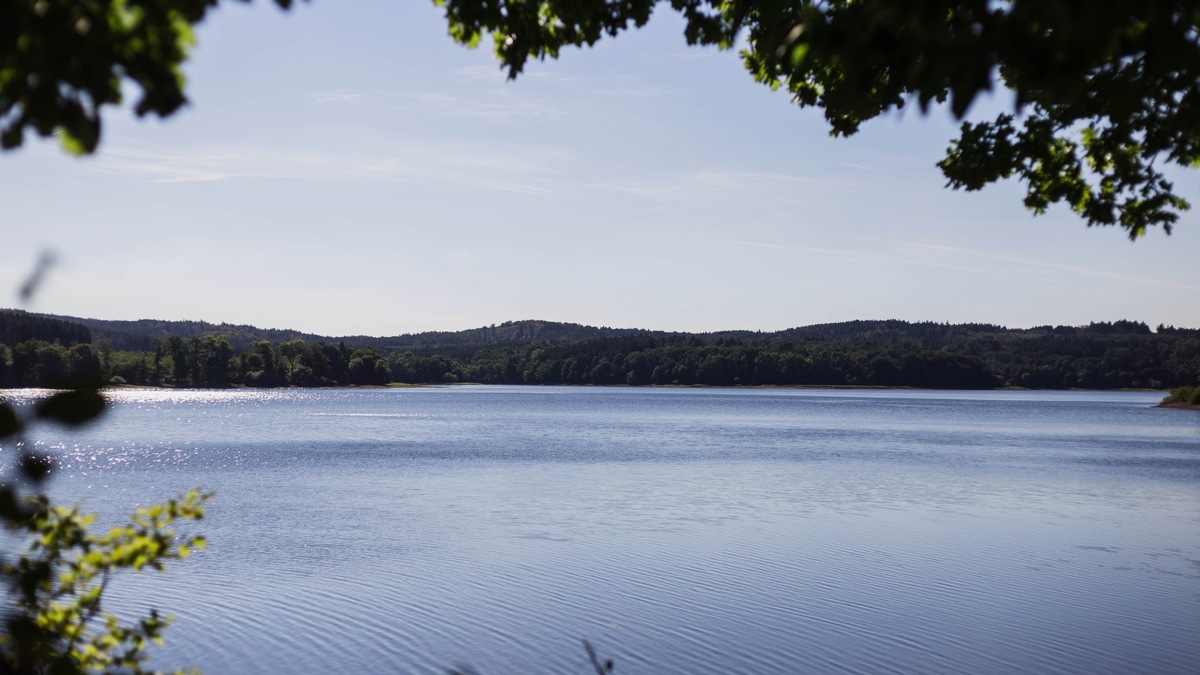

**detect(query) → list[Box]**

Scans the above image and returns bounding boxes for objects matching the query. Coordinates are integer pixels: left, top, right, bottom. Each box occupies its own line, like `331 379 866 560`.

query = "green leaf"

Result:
789 44 809 68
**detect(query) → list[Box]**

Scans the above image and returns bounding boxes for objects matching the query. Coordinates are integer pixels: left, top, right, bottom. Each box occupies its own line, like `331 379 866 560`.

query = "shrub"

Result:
1161 386 1199 406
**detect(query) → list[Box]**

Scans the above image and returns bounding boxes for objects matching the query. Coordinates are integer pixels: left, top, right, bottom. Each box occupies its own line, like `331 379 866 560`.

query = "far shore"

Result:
101 382 427 390
76 382 1177 394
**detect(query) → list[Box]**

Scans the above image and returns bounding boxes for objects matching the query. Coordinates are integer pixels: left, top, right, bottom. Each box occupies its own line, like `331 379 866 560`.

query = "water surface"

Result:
3 387 1198 673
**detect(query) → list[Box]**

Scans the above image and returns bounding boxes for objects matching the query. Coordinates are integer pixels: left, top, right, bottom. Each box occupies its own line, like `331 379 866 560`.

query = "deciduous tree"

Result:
3 1 1198 237
436 0 1200 238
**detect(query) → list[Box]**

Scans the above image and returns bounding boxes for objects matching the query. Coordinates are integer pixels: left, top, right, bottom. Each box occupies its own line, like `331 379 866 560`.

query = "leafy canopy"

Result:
0 0 296 153
3 1 1198 238
436 0 1200 238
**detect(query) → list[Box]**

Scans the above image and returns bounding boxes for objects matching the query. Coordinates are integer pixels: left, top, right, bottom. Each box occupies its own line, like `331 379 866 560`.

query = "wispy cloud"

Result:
86 140 568 196
891 241 976 256
588 72 673 98
713 238 861 258
884 239 1200 293
717 237 1055 282
453 64 671 101
411 91 565 121
90 136 858 209
453 65 581 87
301 85 566 122
596 168 847 202
661 49 722 62
307 90 373 104
993 254 1200 293
451 64 508 83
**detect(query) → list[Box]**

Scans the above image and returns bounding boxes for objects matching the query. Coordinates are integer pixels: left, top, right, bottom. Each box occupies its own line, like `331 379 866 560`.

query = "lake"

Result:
3 386 1199 673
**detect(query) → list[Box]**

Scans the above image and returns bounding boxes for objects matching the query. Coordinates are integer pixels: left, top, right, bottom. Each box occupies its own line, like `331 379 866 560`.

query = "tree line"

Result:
2 322 1198 391
0 336 390 389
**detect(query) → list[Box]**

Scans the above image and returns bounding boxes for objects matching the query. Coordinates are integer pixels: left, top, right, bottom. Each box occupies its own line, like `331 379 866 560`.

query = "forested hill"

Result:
15 312 1165 353
0 310 91 347
772 319 1152 344
2 310 1197 391
18 313 663 351
25 314 327 351
361 320 662 352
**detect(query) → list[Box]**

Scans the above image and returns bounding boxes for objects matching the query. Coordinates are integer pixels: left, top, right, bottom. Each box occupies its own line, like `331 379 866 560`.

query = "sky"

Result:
3 1 1198 337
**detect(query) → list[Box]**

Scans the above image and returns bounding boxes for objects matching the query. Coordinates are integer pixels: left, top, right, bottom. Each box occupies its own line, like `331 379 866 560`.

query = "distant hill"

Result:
3 310 1196 391
14 313 664 351
358 320 668 352
773 320 1007 343
2 310 1175 353
39 315 327 351
0 309 91 346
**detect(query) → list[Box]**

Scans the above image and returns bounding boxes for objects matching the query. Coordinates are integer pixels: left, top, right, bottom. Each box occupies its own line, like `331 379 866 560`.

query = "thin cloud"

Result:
994 254 1200 293
594 84 669 98
307 90 372 104
718 237 1018 280
597 168 848 202
661 50 722 62
89 144 396 183
301 86 564 122
455 64 669 100
453 65 581 86
713 238 855 258
412 91 564 121
452 64 508 82
85 141 567 196
886 239 1200 293
890 241 976 256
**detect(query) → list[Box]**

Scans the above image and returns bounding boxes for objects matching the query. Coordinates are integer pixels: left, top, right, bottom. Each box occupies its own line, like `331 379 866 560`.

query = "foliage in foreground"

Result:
1 387 209 674
1 491 210 675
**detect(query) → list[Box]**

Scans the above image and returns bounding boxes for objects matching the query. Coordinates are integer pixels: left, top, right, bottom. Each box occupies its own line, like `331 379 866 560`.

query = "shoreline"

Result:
1155 402 1200 411
20 382 1176 394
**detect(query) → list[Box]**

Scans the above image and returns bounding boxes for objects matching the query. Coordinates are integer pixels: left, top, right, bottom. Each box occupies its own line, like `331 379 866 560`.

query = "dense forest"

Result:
1 310 1198 390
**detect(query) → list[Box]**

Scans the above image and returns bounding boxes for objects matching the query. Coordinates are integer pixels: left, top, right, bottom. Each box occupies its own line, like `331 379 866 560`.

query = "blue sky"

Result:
3 1 1198 336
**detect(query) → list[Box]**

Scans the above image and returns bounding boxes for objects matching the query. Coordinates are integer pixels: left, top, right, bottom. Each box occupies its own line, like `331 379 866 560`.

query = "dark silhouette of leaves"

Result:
0 403 20 439
35 389 105 426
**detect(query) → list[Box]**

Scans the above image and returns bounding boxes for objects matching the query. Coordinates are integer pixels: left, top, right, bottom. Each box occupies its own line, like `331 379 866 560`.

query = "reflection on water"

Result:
3 387 1199 674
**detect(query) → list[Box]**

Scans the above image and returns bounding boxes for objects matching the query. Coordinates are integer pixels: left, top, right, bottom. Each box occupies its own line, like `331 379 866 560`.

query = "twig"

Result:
583 639 613 674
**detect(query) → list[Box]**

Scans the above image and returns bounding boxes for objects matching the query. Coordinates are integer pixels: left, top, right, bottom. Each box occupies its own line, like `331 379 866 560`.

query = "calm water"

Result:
3 386 1199 674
